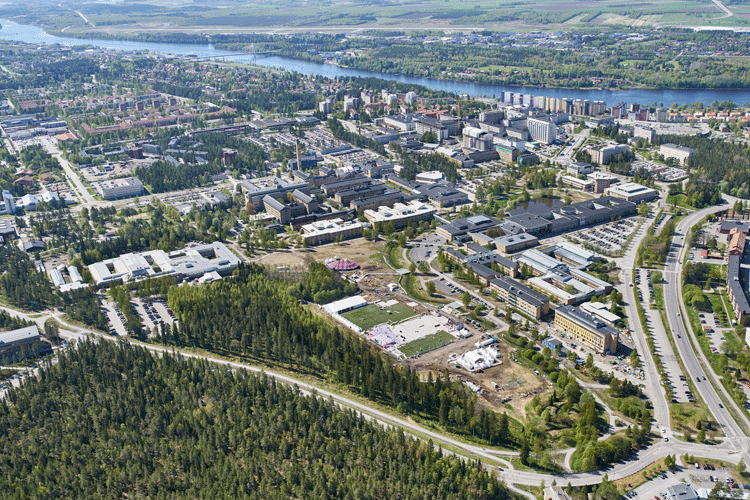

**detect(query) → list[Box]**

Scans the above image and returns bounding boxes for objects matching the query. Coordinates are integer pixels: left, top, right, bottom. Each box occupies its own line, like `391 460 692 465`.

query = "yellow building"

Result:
554 305 618 354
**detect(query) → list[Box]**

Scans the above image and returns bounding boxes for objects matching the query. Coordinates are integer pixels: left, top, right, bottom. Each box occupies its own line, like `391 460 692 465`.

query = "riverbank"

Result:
2 18 750 106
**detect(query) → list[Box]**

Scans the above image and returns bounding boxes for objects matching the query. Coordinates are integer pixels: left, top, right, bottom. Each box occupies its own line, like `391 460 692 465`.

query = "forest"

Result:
159 262 517 448
652 134 750 199
0 339 510 499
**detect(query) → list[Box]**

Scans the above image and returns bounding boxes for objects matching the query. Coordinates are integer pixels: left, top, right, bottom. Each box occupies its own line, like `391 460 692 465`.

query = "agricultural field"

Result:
341 303 417 331
5 0 747 34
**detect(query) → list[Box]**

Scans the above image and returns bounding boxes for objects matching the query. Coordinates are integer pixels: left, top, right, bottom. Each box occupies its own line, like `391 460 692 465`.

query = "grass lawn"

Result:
400 330 454 357
342 303 417 331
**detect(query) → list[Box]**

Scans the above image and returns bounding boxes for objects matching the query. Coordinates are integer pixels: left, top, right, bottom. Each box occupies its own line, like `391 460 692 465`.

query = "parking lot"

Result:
635 268 692 403
410 234 443 264
431 278 460 297
625 463 742 500
103 296 177 336
568 218 641 255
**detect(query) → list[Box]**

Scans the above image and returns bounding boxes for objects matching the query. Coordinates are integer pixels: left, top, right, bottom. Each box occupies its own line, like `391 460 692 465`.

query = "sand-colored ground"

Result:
409 335 549 419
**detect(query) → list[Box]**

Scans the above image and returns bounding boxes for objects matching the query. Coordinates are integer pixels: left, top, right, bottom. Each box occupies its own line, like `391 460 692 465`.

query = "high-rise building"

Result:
526 117 557 144
1 190 15 215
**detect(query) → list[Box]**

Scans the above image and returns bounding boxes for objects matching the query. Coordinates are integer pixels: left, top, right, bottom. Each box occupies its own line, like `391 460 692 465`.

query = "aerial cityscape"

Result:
2 0 750 498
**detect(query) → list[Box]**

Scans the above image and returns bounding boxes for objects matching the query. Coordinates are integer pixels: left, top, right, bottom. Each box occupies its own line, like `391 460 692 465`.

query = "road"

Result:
662 199 750 463
713 0 734 18
39 136 96 206
619 213 673 432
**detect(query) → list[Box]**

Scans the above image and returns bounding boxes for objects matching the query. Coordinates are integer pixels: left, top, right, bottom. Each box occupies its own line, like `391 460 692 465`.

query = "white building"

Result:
455 346 501 372
95 177 144 200
527 116 557 144
88 242 240 287
415 171 444 184
462 127 494 151
0 189 14 215
660 143 695 166
364 200 437 229
301 218 363 245
604 182 657 203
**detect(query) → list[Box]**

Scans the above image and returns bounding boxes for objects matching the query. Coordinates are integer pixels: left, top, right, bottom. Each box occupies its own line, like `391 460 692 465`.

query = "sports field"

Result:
399 330 454 357
342 303 417 331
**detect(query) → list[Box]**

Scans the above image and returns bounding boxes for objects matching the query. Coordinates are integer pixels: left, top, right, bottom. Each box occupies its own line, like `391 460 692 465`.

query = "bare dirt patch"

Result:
408 336 549 419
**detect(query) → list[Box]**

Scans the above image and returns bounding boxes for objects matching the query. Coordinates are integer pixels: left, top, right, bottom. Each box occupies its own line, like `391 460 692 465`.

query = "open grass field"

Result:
400 330 454 357
342 303 417 331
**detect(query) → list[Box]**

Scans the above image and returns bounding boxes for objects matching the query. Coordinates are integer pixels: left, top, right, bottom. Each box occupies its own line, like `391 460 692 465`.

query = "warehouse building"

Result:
554 305 619 354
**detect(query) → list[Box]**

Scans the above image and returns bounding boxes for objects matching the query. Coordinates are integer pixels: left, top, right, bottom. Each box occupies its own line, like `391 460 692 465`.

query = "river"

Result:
2 18 750 107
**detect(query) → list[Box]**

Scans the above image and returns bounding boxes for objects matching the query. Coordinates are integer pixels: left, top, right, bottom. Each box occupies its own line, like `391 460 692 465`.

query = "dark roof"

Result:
490 276 548 307
728 255 750 315
555 305 619 337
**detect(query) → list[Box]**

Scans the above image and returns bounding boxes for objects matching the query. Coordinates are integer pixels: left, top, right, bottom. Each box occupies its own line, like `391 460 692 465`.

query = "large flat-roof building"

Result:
499 197 636 237
88 242 240 287
604 182 657 203
660 143 695 166
436 215 502 242
442 246 519 279
494 232 538 254
554 304 619 354
0 326 42 364
364 200 436 229
302 218 363 245
586 143 630 165
241 177 309 208
95 177 143 200
489 276 550 319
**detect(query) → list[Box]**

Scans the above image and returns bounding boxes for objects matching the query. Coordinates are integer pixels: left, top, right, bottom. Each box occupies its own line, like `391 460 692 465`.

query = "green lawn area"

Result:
707 292 729 328
400 330 454 357
341 303 417 331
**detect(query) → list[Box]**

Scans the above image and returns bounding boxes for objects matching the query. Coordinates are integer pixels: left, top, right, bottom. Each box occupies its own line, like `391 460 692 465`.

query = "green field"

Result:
342 303 417 331
400 330 454 358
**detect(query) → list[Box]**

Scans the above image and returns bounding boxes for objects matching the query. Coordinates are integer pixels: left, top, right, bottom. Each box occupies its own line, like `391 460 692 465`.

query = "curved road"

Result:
662 200 750 464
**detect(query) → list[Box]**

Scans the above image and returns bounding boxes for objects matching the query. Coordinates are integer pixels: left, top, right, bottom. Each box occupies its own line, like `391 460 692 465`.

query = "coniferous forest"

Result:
0 339 509 500
161 263 517 448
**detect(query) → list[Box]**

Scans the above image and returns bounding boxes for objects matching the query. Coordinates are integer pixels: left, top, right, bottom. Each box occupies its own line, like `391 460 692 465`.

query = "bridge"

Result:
179 45 279 62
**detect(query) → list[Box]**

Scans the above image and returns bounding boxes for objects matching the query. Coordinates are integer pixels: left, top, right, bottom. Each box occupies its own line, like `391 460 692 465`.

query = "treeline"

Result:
151 81 203 101
58 288 107 331
286 261 359 304
0 246 55 311
636 219 675 267
394 145 460 184
135 159 222 193
160 263 517 447
653 134 750 199
0 339 509 499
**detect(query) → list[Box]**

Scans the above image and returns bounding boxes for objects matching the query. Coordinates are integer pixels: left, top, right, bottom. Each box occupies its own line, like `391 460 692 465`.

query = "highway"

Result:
662 200 750 463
